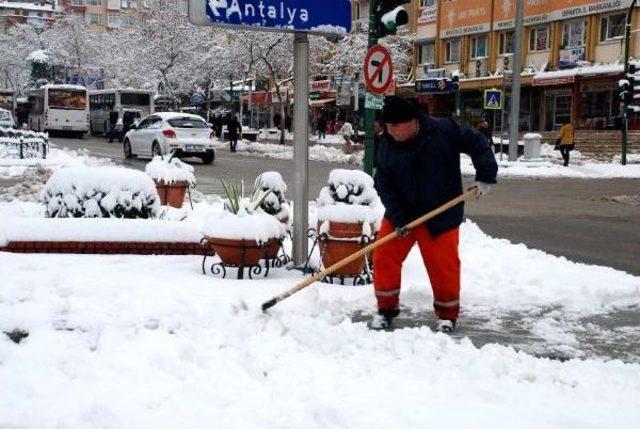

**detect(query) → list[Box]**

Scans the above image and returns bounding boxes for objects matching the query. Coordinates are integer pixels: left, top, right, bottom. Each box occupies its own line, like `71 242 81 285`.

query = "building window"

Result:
469 35 488 59
121 0 130 8
563 20 587 48
70 0 86 5
417 42 435 65
87 13 102 24
529 26 549 52
600 13 626 42
445 38 460 63
108 12 120 26
499 31 514 55
87 0 103 6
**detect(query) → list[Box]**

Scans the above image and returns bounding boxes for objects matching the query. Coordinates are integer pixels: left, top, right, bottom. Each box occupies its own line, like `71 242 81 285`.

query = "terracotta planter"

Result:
263 237 281 259
154 179 188 208
204 236 265 266
318 221 367 276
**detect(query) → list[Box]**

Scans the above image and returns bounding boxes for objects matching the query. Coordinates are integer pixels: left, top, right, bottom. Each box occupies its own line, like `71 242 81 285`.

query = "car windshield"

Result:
167 118 208 129
0 110 10 121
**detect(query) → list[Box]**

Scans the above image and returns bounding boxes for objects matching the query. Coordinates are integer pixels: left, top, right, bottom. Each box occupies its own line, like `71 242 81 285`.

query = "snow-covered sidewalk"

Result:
1 220 639 428
0 147 114 178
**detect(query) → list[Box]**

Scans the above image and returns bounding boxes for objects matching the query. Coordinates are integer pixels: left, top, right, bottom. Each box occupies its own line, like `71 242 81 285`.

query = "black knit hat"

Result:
381 96 420 124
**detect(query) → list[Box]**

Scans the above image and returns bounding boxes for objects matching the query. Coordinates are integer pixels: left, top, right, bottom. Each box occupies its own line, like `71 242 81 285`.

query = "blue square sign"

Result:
483 89 503 110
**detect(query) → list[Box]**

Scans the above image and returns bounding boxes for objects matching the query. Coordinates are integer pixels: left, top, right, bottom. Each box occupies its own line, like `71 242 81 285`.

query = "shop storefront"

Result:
578 79 621 130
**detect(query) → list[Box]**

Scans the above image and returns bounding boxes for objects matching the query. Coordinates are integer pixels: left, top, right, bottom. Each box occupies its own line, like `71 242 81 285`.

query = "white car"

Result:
123 112 216 164
0 108 15 128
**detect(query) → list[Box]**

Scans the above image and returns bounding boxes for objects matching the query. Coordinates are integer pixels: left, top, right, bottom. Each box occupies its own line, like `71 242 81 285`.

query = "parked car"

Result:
0 108 15 128
123 112 216 164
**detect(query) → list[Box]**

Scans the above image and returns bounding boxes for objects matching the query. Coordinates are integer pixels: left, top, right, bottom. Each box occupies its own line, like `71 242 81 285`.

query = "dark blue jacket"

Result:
374 114 498 236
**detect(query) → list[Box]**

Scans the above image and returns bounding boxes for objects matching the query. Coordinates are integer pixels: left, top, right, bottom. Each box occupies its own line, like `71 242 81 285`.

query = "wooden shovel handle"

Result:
261 187 478 311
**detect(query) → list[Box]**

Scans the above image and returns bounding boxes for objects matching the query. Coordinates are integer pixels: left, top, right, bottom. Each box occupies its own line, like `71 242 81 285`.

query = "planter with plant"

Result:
253 171 292 259
202 179 286 273
145 152 196 208
315 169 382 279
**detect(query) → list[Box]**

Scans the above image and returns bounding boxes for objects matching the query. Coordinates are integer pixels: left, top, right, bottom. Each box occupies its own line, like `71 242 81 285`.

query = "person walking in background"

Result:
556 120 574 167
227 115 241 153
316 115 327 141
108 110 119 143
285 114 292 133
119 111 135 143
476 120 493 147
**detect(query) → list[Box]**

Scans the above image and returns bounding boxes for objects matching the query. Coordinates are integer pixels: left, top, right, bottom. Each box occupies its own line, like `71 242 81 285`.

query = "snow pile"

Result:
213 139 363 165
1 220 640 427
253 171 291 227
0 147 114 178
40 167 160 219
145 155 196 186
317 169 383 233
202 210 286 243
0 218 202 245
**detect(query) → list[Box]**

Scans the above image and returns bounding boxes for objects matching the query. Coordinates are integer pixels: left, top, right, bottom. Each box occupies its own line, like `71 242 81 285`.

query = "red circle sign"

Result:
363 45 393 95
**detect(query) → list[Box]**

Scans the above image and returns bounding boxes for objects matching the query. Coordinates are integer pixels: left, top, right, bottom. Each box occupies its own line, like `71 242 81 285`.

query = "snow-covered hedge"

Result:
316 169 383 232
41 167 160 218
0 127 49 159
145 155 196 186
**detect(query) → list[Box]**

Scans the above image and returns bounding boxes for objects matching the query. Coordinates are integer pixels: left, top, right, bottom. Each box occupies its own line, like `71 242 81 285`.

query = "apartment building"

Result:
59 0 140 30
408 0 640 132
0 1 56 33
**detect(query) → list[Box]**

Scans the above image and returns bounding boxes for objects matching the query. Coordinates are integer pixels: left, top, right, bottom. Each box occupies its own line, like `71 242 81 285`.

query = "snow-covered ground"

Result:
1 217 640 427
0 147 114 178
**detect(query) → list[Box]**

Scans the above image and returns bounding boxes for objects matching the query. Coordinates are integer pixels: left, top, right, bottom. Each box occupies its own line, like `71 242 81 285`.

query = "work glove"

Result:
474 181 492 199
395 227 409 238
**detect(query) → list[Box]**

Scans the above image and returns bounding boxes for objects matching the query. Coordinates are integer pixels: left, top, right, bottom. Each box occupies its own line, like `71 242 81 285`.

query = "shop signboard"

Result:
493 0 628 29
415 78 454 94
439 0 492 38
532 75 576 86
364 92 384 110
559 48 585 69
310 80 332 92
188 0 351 36
417 0 437 25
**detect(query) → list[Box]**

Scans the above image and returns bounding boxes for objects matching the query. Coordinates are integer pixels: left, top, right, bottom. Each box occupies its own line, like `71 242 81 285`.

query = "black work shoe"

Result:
369 310 400 330
435 319 457 333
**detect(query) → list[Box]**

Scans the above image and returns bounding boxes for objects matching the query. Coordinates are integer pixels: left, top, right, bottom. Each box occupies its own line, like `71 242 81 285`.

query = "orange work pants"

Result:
373 218 461 320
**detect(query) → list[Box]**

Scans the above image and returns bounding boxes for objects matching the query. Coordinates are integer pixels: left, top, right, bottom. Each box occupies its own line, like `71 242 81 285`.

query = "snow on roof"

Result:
0 1 54 12
154 112 207 121
41 84 87 91
535 63 624 80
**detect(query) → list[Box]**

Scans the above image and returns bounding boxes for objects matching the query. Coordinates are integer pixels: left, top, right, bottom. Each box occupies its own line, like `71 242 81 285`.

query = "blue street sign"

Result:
415 78 454 94
483 89 503 110
188 0 351 35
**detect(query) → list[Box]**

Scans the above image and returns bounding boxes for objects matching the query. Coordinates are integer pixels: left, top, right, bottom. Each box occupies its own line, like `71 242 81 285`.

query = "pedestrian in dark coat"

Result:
370 97 498 332
227 115 241 153
119 111 135 143
108 110 119 143
285 114 292 133
316 116 327 141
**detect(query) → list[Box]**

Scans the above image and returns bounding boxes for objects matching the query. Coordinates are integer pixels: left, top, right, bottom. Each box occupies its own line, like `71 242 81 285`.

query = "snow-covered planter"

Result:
316 169 382 277
202 180 286 268
253 172 291 258
145 154 196 208
41 167 160 219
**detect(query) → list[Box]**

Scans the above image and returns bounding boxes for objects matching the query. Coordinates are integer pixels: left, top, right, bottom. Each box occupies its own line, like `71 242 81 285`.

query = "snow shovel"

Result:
261 187 479 312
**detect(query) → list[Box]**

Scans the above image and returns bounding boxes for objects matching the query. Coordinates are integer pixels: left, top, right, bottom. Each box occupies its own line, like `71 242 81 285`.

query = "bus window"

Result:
49 89 87 110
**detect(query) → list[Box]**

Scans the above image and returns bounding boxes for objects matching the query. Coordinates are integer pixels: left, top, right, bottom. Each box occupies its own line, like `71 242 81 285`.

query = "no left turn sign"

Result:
364 44 393 95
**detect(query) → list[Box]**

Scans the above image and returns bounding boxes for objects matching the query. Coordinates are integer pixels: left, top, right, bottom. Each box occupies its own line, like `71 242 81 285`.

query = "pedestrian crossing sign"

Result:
484 89 503 110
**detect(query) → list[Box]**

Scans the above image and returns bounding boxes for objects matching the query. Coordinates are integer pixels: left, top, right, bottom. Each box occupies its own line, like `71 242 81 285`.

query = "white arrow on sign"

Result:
364 45 393 95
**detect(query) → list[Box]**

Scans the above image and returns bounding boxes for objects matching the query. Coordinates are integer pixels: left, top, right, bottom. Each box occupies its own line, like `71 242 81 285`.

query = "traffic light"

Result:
619 78 631 104
376 0 410 38
629 63 639 108
452 74 460 92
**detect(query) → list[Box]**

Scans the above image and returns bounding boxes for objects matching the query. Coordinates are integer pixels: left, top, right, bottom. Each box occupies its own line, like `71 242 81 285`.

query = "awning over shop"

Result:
533 64 623 86
309 98 336 106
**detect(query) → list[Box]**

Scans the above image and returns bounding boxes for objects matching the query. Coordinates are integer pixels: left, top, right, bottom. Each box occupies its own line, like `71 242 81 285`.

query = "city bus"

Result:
28 84 89 137
89 89 155 135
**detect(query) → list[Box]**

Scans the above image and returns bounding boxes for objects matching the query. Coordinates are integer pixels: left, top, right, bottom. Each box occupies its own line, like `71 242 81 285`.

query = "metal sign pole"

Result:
293 32 309 265
508 0 524 161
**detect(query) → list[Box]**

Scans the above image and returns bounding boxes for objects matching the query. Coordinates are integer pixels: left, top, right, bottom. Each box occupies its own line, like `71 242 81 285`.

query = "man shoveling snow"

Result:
371 97 498 332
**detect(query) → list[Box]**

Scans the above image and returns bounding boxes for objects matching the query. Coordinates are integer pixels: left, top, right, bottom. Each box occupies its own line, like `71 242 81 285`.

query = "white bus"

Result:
89 89 155 135
28 84 89 137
